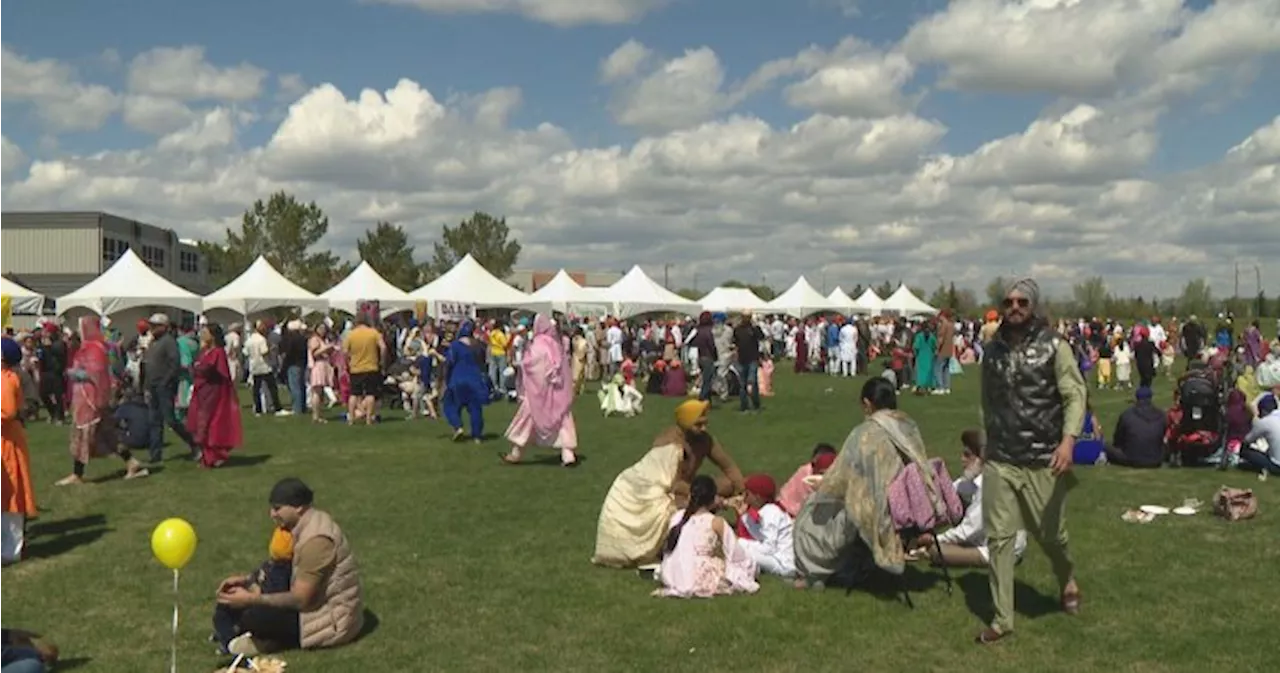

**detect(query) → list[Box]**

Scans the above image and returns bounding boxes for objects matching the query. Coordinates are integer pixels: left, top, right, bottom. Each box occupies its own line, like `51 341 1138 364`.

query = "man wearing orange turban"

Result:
591 399 744 568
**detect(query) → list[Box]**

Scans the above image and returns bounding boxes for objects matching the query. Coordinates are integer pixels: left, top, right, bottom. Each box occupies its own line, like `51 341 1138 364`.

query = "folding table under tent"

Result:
57 249 203 316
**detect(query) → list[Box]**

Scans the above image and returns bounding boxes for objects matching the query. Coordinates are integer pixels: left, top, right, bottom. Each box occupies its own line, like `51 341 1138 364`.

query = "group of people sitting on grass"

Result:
589 382 1028 599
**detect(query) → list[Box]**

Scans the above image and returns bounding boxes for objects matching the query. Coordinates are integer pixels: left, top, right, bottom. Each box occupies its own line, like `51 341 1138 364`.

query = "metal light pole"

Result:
663 263 672 289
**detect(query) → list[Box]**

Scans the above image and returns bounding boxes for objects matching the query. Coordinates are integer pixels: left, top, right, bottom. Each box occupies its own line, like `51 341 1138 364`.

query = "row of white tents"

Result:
2 248 937 323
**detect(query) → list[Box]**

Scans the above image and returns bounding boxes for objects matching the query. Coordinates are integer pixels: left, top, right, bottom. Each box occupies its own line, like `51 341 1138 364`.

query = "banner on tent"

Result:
432 301 476 323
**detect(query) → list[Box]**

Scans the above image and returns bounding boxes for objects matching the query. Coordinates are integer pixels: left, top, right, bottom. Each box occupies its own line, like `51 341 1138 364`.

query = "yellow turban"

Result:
268 527 294 562
675 399 710 431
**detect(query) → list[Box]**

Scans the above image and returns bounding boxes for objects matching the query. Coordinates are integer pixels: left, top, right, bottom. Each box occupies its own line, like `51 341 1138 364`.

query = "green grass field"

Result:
4 364 1278 673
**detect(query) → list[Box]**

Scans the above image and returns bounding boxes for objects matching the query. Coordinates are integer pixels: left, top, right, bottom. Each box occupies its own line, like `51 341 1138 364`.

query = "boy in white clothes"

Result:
734 474 796 578
915 430 1026 567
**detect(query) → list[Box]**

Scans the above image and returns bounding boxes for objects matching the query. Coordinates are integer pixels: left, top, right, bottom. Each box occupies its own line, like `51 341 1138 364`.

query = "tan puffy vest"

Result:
292 508 364 649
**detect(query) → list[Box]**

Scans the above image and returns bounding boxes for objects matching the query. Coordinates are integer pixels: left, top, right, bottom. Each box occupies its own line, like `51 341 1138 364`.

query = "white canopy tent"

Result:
851 287 884 314
766 276 840 318
203 256 328 315
602 266 700 318
881 284 937 316
699 286 768 314
2 277 44 314
411 254 546 311
322 261 417 314
527 270 611 315
57 249 203 316
825 286 855 312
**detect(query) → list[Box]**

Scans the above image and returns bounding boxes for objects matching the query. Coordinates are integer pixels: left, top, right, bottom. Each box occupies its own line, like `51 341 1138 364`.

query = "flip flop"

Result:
975 627 1010 645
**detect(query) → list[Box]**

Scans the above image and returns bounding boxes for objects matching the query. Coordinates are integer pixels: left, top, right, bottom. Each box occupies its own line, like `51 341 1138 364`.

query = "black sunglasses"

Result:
1002 297 1030 308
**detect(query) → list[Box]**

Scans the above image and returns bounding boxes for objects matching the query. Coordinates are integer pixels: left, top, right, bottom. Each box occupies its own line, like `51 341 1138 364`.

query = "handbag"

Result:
1212 486 1258 522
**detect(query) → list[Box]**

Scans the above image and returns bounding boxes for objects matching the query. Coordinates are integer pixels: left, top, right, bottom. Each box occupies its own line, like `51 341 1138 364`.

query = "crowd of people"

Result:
3 278 1280 667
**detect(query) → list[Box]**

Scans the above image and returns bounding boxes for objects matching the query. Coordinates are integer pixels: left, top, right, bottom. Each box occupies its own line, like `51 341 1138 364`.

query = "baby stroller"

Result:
1168 363 1227 467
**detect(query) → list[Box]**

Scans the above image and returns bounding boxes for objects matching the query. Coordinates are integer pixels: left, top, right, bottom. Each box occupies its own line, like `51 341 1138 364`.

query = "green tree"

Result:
356 221 422 290
675 288 701 301
928 282 950 309
985 276 1008 308
427 211 522 279
722 279 776 301
875 280 894 298
1178 278 1214 318
850 283 864 299
1258 290 1269 318
1072 276 1109 318
202 191 344 293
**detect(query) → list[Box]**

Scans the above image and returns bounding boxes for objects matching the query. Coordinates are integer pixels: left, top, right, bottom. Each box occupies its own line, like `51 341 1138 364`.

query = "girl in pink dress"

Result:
759 354 775 397
502 315 579 467
307 324 336 423
654 475 759 598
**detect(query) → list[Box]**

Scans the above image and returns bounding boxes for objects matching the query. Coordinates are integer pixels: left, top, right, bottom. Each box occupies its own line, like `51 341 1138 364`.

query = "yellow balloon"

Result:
151 518 198 570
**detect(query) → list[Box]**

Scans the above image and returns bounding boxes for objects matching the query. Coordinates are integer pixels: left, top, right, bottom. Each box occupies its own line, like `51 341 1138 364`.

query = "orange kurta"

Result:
2 368 36 516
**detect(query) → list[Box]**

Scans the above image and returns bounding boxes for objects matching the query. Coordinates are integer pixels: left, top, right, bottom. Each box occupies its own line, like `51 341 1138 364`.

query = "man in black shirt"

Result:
1106 386 1166 468
143 313 197 463
732 314 765 413
281 320 310 415
1180 315 1205 358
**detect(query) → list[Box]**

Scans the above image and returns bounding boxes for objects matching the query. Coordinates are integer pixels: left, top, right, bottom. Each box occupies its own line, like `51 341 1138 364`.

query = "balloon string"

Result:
172 568 180 673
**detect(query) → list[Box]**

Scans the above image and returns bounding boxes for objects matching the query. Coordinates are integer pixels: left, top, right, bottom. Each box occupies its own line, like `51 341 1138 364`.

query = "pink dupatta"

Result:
71 316 112 428
520 315 574 435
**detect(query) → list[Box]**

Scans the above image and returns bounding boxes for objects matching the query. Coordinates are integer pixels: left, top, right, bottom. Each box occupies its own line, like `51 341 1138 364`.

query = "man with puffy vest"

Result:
976 278 1087 645
216 478 364 655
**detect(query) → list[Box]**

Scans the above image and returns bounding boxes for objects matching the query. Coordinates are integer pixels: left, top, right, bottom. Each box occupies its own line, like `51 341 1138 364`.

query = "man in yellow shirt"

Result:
341 315 385 425
488 322 509 395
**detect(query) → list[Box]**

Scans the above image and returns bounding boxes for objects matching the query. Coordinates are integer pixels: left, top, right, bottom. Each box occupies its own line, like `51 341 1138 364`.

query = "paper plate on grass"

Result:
1172 506 1197 516
1139 505 1170 515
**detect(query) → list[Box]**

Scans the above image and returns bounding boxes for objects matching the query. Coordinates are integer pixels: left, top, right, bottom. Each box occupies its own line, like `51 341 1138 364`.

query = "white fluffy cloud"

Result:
2 48 120 131
366 0 669 26
1 136 27 177
3 1 1277 298
127 46 267 101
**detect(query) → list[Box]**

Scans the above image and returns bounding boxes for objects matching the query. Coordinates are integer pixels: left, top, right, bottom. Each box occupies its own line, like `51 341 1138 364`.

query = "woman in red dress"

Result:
187 324 243 468
794 322 809 374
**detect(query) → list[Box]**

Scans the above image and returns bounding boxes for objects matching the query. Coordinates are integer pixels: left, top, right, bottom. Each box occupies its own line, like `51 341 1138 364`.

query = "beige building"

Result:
505 269 621 292
1 211 212 298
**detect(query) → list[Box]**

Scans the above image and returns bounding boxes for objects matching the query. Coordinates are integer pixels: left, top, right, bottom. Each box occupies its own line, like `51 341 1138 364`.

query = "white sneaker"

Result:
1261 471 1269 483
274 409 293 417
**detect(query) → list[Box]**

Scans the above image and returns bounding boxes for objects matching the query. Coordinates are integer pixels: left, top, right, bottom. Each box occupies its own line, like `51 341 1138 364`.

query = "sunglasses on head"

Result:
1002 297 1030 308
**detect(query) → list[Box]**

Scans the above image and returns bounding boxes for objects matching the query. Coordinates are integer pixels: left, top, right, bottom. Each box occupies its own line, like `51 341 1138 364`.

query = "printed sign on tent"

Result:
432 301 476 323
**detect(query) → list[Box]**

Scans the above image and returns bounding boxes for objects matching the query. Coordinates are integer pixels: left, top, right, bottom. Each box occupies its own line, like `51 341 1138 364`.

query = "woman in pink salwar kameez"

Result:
187 325 243 468
502 315 579 467
654 475 759 598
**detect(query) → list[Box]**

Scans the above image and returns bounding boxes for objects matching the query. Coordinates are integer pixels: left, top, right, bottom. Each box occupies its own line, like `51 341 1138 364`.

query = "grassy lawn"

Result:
4 363 1279 673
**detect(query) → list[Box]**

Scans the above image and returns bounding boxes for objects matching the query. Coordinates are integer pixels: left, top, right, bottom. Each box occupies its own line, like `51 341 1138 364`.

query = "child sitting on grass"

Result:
734 474 795 578
913 430 1025 567
212 527 294 655
777 443 838 517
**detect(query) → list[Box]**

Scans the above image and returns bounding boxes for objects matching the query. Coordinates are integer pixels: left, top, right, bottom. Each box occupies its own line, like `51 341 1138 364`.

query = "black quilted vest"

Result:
981 321 1066 466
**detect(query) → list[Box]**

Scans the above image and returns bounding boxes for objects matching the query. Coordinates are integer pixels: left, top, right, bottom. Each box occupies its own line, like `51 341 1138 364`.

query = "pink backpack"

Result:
887 458 964 533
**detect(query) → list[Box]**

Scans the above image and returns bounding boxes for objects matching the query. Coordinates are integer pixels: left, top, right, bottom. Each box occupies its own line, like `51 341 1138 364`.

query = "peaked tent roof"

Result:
881 284 937 316
57 249 203 316
826 286 855 311
767 276 840 318
602 266 700 318
322 261 417 314
699 286 768 313
203 256 328 315
411 254 546 311
851 287 884 314
2 277 45 313
527 270 611 314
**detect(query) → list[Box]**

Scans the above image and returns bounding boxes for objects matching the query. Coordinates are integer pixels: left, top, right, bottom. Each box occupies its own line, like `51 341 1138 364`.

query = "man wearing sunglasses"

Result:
975 277 1087 645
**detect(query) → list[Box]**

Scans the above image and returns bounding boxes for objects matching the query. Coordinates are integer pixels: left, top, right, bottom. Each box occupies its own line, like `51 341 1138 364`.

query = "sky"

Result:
2 0 1279 299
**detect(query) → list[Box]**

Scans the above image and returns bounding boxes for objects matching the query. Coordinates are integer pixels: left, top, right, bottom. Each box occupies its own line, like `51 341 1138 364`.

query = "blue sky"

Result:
7 0 1273 165
3 1 1278 295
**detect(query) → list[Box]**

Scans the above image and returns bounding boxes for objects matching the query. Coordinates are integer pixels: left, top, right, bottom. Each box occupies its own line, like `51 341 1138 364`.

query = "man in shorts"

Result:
342 314 385 425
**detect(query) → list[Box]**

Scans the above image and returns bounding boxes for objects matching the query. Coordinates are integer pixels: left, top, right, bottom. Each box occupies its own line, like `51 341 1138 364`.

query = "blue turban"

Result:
1 337 21 366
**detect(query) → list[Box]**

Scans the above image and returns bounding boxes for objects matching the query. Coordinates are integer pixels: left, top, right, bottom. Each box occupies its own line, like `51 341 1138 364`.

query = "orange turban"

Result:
269 527 294 562
985 309 998 322
674 399 709 431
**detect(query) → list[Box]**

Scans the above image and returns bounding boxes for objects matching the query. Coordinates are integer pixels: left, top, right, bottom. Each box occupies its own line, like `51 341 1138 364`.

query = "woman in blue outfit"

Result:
443 320 488 443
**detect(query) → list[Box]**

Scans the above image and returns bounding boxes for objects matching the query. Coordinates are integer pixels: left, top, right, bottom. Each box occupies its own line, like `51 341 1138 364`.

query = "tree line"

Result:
197 192 1275 321
197 191 522 293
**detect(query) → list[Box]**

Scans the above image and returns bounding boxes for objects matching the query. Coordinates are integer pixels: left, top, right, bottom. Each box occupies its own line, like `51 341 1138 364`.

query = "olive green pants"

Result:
982 461 1076 633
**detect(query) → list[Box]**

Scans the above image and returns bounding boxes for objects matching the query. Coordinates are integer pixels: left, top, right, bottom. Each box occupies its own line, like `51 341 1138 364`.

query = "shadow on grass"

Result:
956 572 1061 623
53 656 92 671
218 454 272 469
357 609 381 640
25 514 111 560
497 452 589 468
88 465 165 484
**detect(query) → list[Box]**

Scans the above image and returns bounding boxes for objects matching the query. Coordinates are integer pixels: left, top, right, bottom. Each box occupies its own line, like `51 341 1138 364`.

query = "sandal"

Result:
500 453 521 465
1061 587 1082 616
975 627 1009 645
